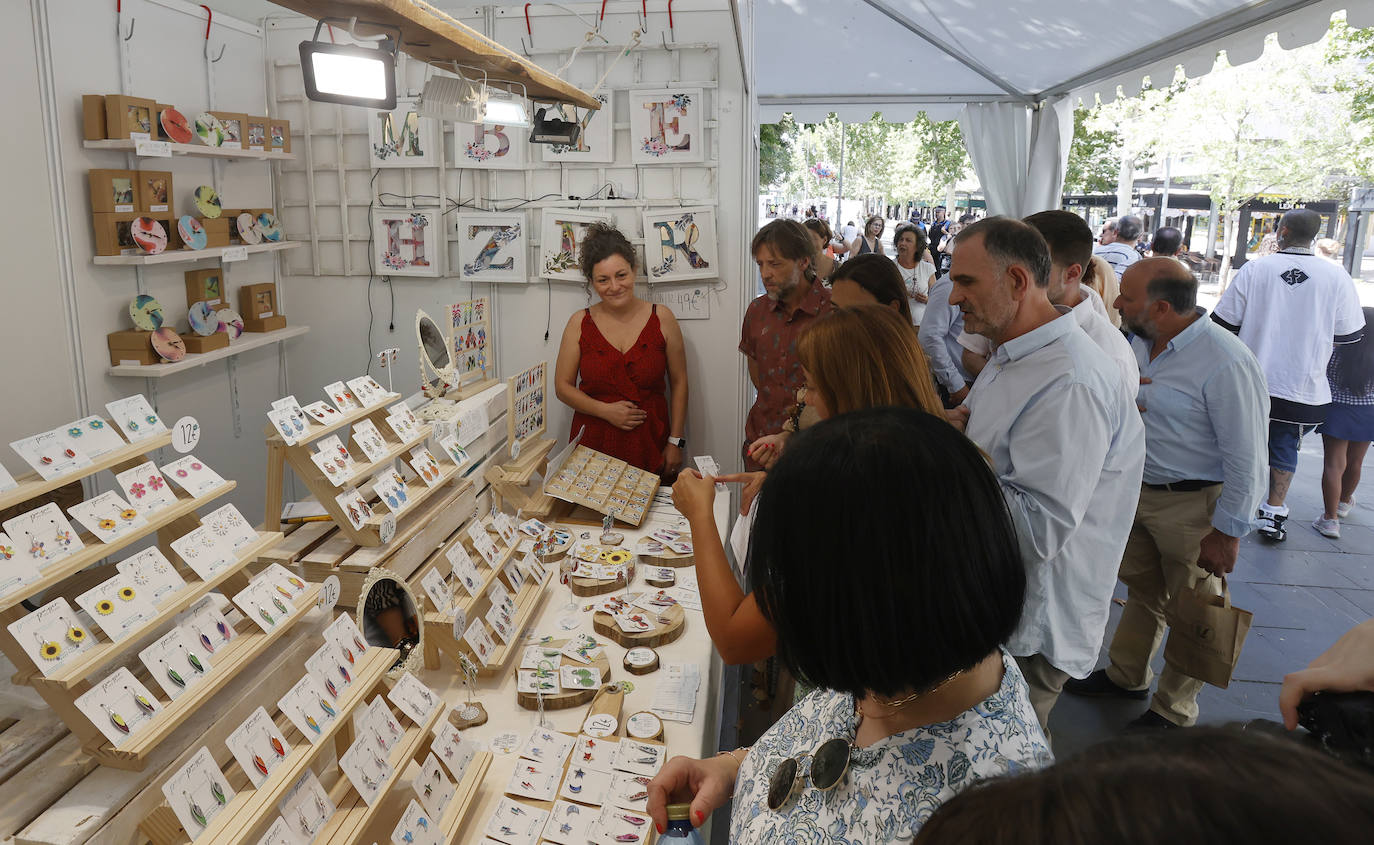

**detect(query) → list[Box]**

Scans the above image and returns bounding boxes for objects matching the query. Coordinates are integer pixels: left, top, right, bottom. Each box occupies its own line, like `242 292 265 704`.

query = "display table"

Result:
374 492 731 843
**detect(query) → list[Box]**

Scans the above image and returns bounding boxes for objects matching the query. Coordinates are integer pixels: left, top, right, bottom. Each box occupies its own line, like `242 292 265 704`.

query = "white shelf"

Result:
92 240 303 266
107 325 310 377
83 138 295 161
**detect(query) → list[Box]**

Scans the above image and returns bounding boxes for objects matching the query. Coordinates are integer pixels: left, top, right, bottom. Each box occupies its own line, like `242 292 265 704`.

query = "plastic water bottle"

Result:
661 803 705 843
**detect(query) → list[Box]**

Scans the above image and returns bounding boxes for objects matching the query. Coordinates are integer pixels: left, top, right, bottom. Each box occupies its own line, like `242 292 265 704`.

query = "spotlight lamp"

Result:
299 18 400 111
530 104 582 146
483 81 531 128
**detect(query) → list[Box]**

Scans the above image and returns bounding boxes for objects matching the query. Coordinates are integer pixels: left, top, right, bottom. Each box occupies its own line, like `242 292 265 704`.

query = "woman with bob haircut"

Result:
653 407 1050 841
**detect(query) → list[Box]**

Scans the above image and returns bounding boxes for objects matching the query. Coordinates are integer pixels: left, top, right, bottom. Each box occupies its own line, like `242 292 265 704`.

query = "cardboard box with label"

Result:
107 330 156 366
239 283 286 332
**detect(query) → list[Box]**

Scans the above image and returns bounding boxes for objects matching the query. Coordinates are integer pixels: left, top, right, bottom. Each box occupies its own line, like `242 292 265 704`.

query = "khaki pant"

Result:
1105 484 1223 727
1015 653 1069 735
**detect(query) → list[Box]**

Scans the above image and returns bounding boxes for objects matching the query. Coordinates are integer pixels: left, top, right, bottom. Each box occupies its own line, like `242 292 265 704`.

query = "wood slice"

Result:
639 549 695 568
643 567 676 588
625 710 665 742
581 682 627 735
515 643 611 711
593 604 686 648
623 647 659 675
449 701 488 730
570 575 624 597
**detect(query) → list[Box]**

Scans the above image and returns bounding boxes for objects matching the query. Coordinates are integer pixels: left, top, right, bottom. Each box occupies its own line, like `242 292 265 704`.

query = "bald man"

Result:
1064 258 1269 729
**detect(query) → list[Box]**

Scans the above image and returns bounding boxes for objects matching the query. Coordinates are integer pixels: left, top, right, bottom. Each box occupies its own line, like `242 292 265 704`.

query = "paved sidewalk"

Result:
1051 438 1374 757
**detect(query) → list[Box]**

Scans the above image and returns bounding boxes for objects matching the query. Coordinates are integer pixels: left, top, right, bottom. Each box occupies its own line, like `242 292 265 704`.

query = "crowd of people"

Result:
550 207 1374 842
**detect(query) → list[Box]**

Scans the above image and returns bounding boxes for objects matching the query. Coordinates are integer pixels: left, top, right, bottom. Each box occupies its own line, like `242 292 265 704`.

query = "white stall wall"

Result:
7 0 292 523
264 0 754 475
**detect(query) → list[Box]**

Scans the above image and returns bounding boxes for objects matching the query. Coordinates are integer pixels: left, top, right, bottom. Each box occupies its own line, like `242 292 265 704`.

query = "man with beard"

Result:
1064 258 1267 729
948 217 1144 732
740 220 836 470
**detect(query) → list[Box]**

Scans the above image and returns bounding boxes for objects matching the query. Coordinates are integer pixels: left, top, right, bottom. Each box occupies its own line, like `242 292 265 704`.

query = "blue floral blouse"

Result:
729 650 1052 843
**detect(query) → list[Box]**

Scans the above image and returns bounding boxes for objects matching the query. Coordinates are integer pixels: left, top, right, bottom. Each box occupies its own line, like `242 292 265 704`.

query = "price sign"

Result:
451 606 467 641
171 416 201 453
221 246 248 262
316 575 341 613
135 138 172 157
379 514 397 545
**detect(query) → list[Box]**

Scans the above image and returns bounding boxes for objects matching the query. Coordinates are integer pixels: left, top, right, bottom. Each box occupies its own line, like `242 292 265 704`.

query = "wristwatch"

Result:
667 436 686 448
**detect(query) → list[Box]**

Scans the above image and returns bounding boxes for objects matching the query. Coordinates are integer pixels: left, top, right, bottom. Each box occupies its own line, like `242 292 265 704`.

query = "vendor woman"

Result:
555 222 688 477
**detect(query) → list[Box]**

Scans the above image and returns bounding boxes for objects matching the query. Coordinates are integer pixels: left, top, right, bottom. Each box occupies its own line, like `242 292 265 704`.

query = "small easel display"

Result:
543 444 661 527
450 297 491 386
507 361 547 456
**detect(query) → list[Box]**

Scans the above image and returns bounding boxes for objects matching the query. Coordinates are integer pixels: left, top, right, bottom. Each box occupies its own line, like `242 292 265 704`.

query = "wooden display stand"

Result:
0 420 317 772
484 437 557 516
594 604 687 649
514 640 612 711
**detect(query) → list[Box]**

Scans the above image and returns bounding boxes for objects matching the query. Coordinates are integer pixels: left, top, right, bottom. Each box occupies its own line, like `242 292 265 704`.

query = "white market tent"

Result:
753 0 1374 216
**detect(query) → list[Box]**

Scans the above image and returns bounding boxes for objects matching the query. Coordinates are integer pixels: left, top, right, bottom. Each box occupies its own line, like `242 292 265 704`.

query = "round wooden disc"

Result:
625 710 665 742
593 604 686 648
516 645 612 711
571 575 624 597
623 647 660 675
639 548 695 568
448 701 488 730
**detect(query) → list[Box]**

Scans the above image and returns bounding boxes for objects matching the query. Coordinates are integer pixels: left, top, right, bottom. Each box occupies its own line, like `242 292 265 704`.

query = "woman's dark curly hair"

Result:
578 222 638 283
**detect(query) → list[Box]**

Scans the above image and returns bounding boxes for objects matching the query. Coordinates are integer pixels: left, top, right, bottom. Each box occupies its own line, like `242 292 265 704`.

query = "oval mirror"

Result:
357 568 425 676
416 309 451 382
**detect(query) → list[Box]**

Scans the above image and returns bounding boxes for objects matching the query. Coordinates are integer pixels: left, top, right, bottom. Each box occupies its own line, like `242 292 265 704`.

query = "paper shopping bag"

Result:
1162 577 1252 689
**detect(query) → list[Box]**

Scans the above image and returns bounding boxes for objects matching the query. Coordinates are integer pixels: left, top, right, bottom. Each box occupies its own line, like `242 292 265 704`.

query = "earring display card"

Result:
201 504 259 551
505 757 559 801
415 752 456 819
0 532 41 601
350 419 389 463
408 447 442 488
591 804 650 845
333 487 373 531
573 733 618 774
255 816 295 845
437 436 471 472
559 764 611 805
266 408 303 446
324 381 360 412
314 435 356 484
10 429 93 480
518 643 563 670
140 625 213 699
114 461 179 515
277 672 337 744
170 526 236 580
516 667 557 696
467 523 500 568
77 573 157 642
226 707 293 788
305 640 353 702
419 568 453 616
232 578 292 633
520 728 576 768
339 728 391 806
387 672 440 724
73 667 159 747
390 798 440 845
485 605 513 644
0 460 15 493
501 560 525 592
483 797 547 845
3 502 86 570
324 612 370 660
8 598 93 675
271 396 311 430
345 375 391 407
354 696 404 753
612 740 665 777
68 490 147 543
161 455 226 496
254 563 310 601
173 595 235 653
560 665 601 691
462 618 496 666
430 720 476 781
61 415 128 458
105 395 166 443
161 746 235 839
302 400 342 425
486 581 514 618
606 771 651 813
541 800 597 845
277 769 335 841
369 469 407 513
115 546 186 607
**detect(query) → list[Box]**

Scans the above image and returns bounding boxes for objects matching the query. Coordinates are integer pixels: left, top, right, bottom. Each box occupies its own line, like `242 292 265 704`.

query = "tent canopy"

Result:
757 0 1374 124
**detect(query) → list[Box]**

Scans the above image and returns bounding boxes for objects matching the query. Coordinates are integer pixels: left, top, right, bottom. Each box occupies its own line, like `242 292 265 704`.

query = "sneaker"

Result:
1337 497 1356 518
1063 669 1149 701
1124 709 1180 732
1257 508 1288 542
1313 516 1341 539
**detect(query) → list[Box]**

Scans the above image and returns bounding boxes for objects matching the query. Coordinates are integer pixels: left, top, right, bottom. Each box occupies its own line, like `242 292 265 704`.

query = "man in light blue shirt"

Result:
1064 258 1268 729
919 273 971 405
951 218 1145 732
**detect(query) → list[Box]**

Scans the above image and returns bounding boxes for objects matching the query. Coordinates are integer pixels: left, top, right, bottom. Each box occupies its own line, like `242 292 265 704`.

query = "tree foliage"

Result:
758 115 796 190
1063 107 1121 194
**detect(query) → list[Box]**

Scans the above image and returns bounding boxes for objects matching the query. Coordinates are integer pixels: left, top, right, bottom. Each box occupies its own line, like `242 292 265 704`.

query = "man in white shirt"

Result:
957 211 1138 397
948 217 1146 732
1094 214 1143 280
1212 208 1365 541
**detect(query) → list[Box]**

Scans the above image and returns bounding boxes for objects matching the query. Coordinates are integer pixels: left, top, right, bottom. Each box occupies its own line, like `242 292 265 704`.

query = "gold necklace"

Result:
855 668 968 719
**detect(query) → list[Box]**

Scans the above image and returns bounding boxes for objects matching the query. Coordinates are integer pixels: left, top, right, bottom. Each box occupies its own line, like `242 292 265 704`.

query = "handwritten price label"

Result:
135 139 172 157
221 246 248 262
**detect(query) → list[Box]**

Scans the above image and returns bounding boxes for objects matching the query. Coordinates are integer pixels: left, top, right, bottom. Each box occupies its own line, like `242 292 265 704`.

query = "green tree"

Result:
1064 107 1121 194
758 115 797 190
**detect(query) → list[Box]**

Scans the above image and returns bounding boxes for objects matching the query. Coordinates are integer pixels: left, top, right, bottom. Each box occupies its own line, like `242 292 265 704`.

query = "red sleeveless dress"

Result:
570 305 670 473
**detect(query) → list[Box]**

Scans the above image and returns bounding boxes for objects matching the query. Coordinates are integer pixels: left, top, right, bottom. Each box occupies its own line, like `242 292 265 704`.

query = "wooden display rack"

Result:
484 436 558 516
514 639 612 711
0 417 329 772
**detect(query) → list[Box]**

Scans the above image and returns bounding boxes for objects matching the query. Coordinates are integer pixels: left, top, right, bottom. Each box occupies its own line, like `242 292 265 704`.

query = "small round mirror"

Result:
416 309 451 378
357 568 424 676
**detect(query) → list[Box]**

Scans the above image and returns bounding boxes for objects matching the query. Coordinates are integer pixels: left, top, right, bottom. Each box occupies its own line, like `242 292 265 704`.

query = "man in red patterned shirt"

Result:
739 220 836 470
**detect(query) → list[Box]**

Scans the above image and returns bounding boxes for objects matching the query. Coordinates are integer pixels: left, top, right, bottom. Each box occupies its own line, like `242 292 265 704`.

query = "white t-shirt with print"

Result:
1213 250 1364 406
1093 242 1140 280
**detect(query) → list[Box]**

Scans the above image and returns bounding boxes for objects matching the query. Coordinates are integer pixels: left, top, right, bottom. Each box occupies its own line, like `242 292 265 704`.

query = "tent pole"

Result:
836 122 845 230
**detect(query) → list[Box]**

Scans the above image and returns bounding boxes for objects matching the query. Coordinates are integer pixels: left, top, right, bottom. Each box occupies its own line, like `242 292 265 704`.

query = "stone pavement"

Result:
1050 437 1374 757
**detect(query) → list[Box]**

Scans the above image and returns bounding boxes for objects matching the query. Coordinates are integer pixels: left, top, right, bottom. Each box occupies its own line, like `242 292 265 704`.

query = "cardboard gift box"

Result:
103 94 158 139
239 283 286 332
107 330 156 366
93 213 182 256
82 94 107 141
209 111 246 149
135 170 173 215
88 169 138 214
182 331 229 354
184 268 226 308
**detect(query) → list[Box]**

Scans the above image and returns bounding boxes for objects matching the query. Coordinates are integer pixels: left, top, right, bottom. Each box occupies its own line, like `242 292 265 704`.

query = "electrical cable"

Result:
365 169 381 373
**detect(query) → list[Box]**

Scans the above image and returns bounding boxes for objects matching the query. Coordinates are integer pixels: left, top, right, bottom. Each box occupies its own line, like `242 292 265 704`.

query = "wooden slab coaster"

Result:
638 546 695 568
581 681 627 736
623 646 660 675
449 700 488 730
570 545 636 596
625 710 665 742
643 567 676 588
515 640 612 711
593 603 686 648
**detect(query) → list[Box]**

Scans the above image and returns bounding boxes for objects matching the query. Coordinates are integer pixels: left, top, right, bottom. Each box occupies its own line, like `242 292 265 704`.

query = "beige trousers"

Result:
1014 653 1069 735
1105 484 1223 727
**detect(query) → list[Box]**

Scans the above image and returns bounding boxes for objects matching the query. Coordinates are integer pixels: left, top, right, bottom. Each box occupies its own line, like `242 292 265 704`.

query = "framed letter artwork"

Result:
452 116 528 170
538 209 612 282
369 97 440 168
629 88 704 164
454 212 527 283
372 209 441 277
541 94 614 163
642 207 717 282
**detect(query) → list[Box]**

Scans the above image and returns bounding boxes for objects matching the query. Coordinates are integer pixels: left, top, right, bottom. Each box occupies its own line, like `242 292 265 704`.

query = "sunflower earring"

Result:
66 625 87 646
35 633 61 660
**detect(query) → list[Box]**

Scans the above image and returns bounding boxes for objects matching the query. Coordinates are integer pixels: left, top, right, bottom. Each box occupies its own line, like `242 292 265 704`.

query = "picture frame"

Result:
239 283 286 332
629 88 705 164
103 95 157 139
208 111 246 149
541 94 614 163
268 116 291 154
641 206 718 282
184 268 224 308
537 208 611 281
88 169 137 214
243 115 268 150
372 208 441 276
451 113 528 170
368 97 440 168
135 170 173 215
453 212 527 283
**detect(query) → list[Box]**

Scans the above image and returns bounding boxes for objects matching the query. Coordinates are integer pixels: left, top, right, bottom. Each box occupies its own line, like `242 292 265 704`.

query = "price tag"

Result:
135 138 172 157
451 606 467 640
128 132 150 143
221 246 249 262
379 514 397 545
316 575 341 613
171 416 201 453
